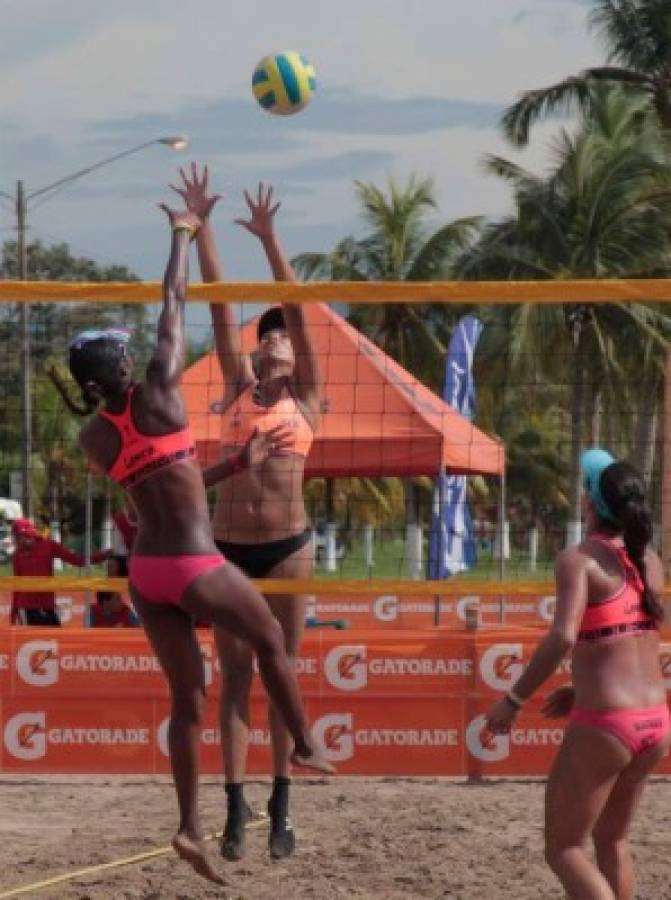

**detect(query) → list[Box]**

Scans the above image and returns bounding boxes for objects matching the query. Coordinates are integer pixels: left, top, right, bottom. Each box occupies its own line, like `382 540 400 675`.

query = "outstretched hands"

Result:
235 182 280 240
158 204 202 235
171 162 222 220
169 165 281 241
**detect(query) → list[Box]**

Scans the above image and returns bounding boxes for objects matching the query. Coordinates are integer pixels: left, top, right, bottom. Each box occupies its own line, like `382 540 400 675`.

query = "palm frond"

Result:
501 75 593 147
406 217 482 281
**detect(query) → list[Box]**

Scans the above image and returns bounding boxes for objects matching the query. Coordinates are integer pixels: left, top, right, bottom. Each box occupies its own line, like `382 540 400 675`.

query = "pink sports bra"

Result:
219 381 314 458
99 386 196 488
577 535 657 643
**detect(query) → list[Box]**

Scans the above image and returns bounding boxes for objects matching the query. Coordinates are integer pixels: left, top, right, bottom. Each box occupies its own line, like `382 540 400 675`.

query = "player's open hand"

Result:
235 182 280 240
171 162 221 220
241 424 293 468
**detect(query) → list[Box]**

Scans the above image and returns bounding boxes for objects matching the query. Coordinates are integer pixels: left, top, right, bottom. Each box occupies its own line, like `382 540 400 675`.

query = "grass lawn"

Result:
313 533 555 582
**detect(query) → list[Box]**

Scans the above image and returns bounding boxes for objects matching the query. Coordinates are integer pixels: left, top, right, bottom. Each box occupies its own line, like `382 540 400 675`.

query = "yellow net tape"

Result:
0 576 556 595
1 278 671 304
0 820 267 898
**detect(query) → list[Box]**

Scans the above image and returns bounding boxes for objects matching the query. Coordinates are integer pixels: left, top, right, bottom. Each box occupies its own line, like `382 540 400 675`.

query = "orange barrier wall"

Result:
1 627 670 776
0 591 560 630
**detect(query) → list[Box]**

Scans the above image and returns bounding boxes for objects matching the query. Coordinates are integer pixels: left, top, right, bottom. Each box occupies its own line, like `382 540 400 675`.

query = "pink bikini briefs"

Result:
570 704 670 756
129 554 226 606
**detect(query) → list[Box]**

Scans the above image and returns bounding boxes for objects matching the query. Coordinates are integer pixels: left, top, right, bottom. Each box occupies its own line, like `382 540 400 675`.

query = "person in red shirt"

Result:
11 518 109 625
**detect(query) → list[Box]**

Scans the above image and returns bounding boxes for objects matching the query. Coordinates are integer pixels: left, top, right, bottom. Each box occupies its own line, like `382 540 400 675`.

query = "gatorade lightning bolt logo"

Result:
465 714 510 762
18 720 41 749
16 641 59 687
494 654 519 681
324 646 367 691
4 711 47 760
479 644 524 691
312 713 354 761
31 649 54 676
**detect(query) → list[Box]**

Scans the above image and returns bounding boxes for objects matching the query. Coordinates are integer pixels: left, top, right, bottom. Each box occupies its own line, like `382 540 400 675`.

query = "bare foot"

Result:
290 746 336 775
172 831 225 885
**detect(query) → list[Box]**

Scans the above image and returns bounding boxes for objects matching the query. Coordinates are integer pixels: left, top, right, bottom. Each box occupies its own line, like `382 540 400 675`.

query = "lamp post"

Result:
0 136 188 517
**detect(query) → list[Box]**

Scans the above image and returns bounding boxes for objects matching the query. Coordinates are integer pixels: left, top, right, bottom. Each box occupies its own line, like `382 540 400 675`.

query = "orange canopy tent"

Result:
182 304 504 478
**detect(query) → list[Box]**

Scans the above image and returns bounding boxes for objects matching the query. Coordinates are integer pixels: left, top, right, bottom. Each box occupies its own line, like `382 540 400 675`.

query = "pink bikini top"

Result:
98 386 195 488
218 381 314 458
577 535 657 643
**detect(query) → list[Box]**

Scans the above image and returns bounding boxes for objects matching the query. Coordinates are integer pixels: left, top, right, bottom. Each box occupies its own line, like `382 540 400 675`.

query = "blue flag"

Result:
428 315 484 578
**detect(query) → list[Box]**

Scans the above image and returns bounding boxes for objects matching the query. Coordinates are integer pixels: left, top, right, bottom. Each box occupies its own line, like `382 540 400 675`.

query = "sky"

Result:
0 0 598 335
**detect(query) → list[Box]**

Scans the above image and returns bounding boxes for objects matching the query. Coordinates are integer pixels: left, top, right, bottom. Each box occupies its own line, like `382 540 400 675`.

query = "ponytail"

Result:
47 366 98 418
600 462 664 622
619 499 664 622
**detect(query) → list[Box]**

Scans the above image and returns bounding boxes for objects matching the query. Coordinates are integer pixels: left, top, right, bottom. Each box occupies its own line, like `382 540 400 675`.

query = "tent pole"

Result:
433 466 444 627
498 470 506 623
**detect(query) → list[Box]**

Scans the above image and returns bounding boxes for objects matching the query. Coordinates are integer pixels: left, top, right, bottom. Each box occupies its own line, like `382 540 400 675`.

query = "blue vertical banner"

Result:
428 315 484 578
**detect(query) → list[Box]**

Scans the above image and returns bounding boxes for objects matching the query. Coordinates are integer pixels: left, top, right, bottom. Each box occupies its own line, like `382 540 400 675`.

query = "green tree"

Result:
293 175 481 388
0 239 145 531
502 0 671 146
294 175 481 527
457 86 671 531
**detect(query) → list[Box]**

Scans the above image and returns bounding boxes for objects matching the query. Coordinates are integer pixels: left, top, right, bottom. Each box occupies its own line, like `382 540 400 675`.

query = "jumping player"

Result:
51 203 333 885
173 165 321 860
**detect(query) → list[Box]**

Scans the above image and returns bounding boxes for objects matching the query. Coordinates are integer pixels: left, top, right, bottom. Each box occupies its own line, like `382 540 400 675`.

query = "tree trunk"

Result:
567 333 587 544
634 376 660 490
585 380 602 446
325 478 335 520
601 391 614 450
403 477 418 525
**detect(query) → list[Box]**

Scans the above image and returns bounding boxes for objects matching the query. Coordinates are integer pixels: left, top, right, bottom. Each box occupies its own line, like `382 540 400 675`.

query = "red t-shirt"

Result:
11 538 107 618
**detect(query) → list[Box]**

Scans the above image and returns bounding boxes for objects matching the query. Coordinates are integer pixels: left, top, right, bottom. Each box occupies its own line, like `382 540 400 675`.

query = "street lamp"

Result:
0 135 189 517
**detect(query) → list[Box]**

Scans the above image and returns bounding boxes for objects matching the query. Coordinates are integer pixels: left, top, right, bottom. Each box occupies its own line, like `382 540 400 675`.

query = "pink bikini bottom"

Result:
129 554 226 606
570 704 670 756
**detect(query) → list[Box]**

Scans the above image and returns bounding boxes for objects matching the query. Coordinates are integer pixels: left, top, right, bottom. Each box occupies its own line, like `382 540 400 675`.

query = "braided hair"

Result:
49 338 127 417
599 461 664 622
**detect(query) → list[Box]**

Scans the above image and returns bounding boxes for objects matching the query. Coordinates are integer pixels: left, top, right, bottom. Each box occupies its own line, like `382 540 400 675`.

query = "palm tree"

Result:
293 175 481 389
294 175 482 532
457 86 671 533
502 0 671 146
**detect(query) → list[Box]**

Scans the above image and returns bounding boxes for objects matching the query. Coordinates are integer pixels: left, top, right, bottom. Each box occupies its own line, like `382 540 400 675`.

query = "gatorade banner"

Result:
1 627 670 776
4 590 668 631
472 634 573 698
1 629 475 700
0 590 559 630
0 697 156 774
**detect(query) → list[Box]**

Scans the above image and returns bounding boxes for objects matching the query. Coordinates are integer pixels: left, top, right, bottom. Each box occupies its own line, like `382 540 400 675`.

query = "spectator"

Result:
88 555 139 628
11 518 109 626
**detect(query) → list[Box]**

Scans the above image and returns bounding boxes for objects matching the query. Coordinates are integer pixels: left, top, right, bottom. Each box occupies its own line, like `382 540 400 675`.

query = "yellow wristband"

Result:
173 224 197 240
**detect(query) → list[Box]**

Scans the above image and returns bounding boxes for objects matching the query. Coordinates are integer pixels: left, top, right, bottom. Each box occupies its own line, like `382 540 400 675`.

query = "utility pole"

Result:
16 180 31 518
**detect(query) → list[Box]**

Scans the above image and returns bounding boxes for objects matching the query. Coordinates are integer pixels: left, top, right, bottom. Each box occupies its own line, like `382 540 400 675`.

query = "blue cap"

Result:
581 448 617 523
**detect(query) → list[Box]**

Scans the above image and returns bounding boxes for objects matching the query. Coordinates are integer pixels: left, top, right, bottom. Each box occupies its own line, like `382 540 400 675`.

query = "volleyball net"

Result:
0 277 669 607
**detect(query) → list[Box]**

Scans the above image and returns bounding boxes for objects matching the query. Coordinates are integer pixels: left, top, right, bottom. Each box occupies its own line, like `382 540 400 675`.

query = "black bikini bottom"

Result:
215 528 311 579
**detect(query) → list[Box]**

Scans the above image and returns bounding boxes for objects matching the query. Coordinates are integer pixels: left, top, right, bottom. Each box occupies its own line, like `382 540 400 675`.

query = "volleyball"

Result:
252 52 316 116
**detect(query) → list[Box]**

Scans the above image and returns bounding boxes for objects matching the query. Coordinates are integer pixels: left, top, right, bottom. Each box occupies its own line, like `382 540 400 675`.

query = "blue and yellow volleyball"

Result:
252 52 316 116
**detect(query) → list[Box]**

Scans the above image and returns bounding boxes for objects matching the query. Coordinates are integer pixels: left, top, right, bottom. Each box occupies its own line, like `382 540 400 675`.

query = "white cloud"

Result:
0 0 602 282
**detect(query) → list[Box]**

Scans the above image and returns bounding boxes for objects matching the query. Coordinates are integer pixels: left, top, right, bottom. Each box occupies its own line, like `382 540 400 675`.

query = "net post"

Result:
497 470 506 622
662 347 671 583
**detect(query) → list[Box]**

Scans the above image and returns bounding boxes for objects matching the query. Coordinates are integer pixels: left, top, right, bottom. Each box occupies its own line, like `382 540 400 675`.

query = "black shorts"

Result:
215 528 311 579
